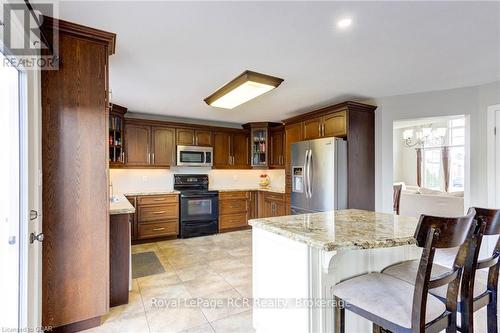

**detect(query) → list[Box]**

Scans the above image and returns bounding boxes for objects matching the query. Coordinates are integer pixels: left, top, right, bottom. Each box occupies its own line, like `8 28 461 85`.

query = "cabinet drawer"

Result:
138 194 178 205
220 199 247 215
219 213 248 230
138 204 178 222
138 220 178 239
264 192 285 202
219 191 248 200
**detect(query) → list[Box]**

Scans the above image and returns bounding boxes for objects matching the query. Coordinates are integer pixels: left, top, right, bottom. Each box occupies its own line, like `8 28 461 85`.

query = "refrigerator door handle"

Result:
307 149 312 198
303 149 309 198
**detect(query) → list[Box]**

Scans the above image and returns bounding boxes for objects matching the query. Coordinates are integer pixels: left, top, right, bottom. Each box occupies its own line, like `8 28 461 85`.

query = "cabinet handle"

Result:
153 211 166 214
153 227 165 231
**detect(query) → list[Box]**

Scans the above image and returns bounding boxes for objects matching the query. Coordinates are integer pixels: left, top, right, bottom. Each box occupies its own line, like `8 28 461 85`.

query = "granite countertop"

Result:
109 194 136 215
123 190 180 196
248 209 419 251
210 187 286 194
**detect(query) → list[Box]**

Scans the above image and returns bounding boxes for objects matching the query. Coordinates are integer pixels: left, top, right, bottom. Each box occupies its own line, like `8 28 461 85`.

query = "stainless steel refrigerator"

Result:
291 137 347 214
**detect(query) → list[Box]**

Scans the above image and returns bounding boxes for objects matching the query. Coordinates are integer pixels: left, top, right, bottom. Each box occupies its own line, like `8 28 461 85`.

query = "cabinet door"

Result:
125 124 151 166
270 130 284 168
152 127 175 166
303 117 322 140
232 132 250 168
176 128 195 146
323 111 347 138
195 130 212 146
213 131 232 168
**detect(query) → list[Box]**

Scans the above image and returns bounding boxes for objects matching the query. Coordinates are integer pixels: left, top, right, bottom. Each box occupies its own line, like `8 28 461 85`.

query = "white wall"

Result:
369 81 500 213
110 168 285 195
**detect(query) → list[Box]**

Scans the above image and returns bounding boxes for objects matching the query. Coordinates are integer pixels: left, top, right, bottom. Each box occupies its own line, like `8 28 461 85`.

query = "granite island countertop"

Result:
109 194 136 215
248 209 419 251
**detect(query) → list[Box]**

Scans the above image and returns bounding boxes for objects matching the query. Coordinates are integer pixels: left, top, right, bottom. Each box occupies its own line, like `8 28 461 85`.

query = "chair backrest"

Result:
411 209 476 332
459 207 500 330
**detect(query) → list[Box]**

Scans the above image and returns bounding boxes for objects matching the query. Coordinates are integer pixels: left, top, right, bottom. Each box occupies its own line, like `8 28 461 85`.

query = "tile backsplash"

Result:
110 168 285 194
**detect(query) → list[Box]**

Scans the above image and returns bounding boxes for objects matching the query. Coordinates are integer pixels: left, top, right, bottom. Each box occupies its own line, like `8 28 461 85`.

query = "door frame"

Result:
486 104 500 207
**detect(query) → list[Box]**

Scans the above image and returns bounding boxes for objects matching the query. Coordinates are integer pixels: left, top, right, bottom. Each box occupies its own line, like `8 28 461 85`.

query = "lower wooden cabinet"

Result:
218 191 250 231
129 194 179 242
259 192 286 218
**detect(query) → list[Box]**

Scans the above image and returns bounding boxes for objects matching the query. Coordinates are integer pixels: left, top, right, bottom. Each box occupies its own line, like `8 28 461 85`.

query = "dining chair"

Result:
383 207 500 333
332 210 476 333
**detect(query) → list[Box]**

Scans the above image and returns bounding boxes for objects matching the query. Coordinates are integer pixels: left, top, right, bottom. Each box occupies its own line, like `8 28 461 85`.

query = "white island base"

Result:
252 227 421 333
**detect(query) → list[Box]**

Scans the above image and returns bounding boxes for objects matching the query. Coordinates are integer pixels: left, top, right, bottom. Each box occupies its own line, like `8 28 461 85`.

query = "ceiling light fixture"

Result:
337 17 352 29
204 70 284 109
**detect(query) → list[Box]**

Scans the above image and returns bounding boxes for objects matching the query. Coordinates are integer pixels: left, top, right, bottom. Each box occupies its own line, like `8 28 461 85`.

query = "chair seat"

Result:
382 260 488 299
332 273 446 331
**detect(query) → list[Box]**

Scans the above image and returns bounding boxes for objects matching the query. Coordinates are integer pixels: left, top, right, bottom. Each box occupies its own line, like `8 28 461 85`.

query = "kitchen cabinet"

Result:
260 192 286 218
41 16 116 331
176 128 212 146
303 111 347 140
125 124 150 166
135 194 179 241
125 121 175 167
219 191 250 231
109 104 127 167
213 131 250 169
270 127 285 169
151 127 175 166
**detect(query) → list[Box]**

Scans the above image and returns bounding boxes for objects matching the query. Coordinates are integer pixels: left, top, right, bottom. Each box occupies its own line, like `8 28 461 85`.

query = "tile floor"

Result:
82 229 496 333
84 230 254 333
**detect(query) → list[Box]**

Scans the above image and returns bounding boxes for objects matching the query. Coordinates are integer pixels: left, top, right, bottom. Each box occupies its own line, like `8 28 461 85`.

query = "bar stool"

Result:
332 210 476 333
383 208 500 333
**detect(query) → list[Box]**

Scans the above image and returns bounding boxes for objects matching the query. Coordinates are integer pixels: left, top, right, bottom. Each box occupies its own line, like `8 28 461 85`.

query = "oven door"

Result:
180 193 219 222
177 146 213 167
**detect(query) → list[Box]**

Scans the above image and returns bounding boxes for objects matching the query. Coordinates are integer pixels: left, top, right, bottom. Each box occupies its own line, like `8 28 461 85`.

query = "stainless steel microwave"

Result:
176 145 213 167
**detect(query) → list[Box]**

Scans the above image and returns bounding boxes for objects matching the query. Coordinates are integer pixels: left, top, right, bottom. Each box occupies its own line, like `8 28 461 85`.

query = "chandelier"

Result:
402 124 447 148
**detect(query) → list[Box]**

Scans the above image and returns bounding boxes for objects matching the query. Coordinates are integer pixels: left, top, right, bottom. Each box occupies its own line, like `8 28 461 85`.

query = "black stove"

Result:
174 174 218 238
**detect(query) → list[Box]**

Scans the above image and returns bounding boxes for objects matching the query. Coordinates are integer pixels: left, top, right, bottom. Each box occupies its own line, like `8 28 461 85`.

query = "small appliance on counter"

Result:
174 174 218 238
291 137 348 214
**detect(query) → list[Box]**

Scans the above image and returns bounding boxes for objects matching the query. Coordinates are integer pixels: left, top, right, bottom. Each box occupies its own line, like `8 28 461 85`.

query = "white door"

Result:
0 51 24 330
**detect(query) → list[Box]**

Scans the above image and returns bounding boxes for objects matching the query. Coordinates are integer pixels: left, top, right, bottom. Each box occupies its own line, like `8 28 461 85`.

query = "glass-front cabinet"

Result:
243 122 282 168
251 127 268 167
109 103 127 167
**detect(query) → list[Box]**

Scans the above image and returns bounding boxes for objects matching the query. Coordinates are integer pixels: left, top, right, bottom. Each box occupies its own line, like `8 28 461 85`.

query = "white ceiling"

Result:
56 1 500 124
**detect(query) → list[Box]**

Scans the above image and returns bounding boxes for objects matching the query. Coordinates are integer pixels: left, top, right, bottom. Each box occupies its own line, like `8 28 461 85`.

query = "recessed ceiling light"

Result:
204 70 284 109
337 17 352 29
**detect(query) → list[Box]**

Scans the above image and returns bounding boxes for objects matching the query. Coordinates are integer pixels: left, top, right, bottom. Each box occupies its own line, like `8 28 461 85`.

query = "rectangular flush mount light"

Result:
204 70 284 109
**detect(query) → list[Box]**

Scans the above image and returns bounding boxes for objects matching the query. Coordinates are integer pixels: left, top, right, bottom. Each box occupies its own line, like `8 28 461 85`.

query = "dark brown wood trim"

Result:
282 101 376 125
124 117 245 133
42 16 116 55
49 316 101 333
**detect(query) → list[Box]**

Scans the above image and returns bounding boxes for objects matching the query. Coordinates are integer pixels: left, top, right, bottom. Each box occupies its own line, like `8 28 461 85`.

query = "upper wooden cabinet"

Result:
270 127 285 169
303 111 347 140
124 124 150 166
125 121 175 167
176 128 212 146
213 130 250 169
151 127 175 166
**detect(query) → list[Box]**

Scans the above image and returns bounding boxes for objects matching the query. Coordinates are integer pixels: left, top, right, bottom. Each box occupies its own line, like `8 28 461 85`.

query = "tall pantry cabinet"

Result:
41 17 116 331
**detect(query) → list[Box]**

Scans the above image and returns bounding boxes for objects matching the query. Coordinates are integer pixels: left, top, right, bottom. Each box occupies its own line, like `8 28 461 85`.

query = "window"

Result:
448 118 465 192
423 148 442 190
421 117 465 192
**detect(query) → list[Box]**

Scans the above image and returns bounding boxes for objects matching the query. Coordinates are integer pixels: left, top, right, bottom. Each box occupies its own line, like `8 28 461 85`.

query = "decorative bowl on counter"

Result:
259 174 270 188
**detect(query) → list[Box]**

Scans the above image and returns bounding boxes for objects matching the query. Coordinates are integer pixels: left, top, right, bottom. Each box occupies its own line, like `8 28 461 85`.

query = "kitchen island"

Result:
249 209 419 333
